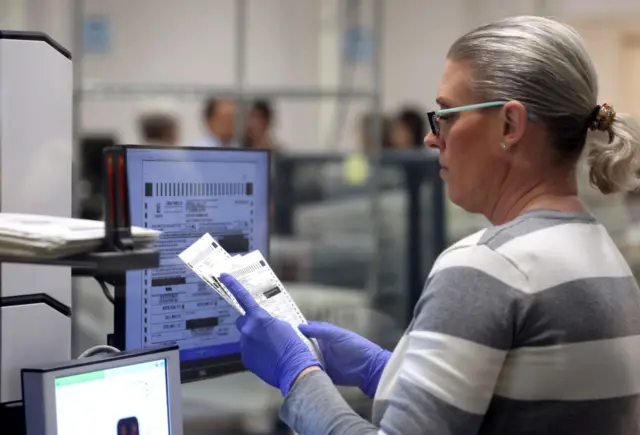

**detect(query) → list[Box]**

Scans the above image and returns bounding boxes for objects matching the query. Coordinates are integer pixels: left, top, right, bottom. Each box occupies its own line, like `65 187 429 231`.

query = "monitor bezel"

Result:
113 144 271 383
22 345 183 435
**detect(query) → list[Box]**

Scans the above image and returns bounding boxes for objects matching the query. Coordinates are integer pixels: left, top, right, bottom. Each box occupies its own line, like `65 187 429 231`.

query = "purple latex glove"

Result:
298 321 391 398
219 273 321 397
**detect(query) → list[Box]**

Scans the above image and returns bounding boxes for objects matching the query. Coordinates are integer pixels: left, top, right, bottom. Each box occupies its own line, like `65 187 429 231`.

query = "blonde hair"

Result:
587 114 640 193
448 15 640 194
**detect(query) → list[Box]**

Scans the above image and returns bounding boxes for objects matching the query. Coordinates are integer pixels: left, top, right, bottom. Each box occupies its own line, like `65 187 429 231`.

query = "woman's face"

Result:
424 60 508 213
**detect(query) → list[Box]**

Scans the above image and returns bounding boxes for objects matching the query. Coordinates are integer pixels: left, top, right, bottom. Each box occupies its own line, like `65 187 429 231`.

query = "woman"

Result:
220 15 640 434
390 107 426 149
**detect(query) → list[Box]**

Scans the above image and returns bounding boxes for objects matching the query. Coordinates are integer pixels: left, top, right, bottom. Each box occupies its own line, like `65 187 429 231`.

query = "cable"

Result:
78 344 120 359
95 277 115 305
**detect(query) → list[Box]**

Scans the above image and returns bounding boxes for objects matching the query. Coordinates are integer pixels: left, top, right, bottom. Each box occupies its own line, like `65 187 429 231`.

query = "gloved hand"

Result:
298 321 391 398
219 273 322 397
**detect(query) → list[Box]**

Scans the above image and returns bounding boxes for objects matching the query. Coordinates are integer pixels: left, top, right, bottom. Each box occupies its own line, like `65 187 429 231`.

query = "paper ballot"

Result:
179 233 322 361
178 233 243 312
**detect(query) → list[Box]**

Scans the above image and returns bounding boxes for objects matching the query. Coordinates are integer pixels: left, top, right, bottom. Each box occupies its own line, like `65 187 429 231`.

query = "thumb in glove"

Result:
220 273 321 396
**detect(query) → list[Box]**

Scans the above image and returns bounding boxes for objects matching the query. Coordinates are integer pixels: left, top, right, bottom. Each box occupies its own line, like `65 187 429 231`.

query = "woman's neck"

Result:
486 172 584 225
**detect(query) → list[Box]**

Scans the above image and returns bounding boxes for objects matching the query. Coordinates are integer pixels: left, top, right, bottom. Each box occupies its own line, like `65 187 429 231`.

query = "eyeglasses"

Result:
427 101 506 136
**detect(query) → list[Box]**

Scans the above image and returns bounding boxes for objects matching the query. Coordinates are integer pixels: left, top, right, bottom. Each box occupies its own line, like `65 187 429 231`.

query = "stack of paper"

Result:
0 213 160 258
179 233 323 362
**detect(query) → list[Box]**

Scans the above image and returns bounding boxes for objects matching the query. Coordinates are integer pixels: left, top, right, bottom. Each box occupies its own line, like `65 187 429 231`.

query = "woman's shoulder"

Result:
433 209 624 293
430 228 528 292
442 209 601 261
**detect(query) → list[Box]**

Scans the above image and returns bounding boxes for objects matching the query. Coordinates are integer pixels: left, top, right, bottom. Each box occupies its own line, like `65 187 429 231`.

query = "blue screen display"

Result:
124 147 269 363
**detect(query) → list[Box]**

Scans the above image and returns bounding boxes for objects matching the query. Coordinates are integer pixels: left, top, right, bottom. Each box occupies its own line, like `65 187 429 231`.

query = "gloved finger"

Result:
298 321 339 339
236 314 249 331
220 273 260 313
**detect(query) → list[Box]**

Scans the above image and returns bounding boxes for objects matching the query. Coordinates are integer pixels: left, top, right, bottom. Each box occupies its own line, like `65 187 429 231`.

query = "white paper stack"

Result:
179 233 323 362
0 213 160 258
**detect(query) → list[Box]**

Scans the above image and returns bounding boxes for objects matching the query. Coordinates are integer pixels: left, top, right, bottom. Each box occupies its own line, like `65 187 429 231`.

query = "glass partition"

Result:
272 150 446 334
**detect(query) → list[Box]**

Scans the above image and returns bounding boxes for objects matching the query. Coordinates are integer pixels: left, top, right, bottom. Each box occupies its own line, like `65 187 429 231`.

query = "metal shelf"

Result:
0 248 159 275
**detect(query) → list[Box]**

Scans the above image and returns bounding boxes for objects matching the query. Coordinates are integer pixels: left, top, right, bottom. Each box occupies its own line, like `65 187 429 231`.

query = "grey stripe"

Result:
413 266 525 351
479 395 640 435
415 268 640 351
518 275 640 347
479 209 597 250
376 376 483 435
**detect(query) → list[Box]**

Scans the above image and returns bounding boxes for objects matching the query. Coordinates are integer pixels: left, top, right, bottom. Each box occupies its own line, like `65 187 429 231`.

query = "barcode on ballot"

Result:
234 261 264 278
145 182 254 197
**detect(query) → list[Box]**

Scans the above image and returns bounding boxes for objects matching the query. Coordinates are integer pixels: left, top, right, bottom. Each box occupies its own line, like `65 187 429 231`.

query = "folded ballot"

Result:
0 213 160 258
179 233 322 361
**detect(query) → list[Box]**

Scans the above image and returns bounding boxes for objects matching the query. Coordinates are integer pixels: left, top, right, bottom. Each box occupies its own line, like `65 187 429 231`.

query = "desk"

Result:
181 373 280 434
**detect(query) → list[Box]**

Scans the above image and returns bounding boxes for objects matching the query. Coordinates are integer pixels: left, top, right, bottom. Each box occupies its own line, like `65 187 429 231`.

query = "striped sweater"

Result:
279 209 640 434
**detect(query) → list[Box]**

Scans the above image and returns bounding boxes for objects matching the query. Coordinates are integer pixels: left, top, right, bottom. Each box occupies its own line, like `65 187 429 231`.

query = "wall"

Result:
77 0 530 150
2 0 640 150
568 19 640 114
619 36 640 117
80 0 321 149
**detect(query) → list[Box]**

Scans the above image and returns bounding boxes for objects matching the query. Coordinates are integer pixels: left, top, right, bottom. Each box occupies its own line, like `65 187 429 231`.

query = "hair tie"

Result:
588 103 616 132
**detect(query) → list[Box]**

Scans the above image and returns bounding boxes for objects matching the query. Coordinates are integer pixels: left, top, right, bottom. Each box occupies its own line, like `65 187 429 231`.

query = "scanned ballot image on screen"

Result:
179 235 323 362
123 147 270 364
138 164 253 349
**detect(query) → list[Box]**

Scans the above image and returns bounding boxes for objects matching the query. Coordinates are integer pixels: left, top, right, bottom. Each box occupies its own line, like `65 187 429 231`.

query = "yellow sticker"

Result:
343 153 369 186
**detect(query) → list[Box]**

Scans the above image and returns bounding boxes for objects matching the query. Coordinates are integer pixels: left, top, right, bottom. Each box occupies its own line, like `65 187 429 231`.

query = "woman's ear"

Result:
501 101 528 147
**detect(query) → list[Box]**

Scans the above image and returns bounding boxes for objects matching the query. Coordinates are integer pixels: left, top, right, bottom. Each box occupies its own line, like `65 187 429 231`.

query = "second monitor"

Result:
114 145 270 382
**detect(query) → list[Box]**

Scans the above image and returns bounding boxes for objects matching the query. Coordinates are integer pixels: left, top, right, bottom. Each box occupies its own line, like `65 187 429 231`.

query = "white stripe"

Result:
375 335 409 403
432 229 486 266
399 330 507 414
495 335 640 401
429 244 527 291
496 223 632 293
447 228 487 251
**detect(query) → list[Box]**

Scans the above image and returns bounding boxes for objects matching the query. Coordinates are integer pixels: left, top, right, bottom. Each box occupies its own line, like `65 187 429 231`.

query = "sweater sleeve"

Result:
279 244 527 435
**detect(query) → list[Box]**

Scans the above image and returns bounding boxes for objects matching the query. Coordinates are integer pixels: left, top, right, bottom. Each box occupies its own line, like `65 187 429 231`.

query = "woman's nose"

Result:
424 132 441 150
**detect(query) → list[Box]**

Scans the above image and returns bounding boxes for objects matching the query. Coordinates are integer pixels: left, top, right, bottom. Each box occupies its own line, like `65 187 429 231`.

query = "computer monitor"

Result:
114 145 270 382
21 346 182 435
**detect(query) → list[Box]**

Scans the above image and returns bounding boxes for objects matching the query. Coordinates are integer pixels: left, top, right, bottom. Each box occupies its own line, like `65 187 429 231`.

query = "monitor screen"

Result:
114 146 270 382
54 359 170 435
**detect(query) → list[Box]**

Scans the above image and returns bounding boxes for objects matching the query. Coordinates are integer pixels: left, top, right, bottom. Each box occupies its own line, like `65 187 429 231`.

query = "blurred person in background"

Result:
218 15 640 435
359 112 391 153
194 97 237 147
390 107 426 149
244 99 280 151
243 99 281 222
137 112 180 146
